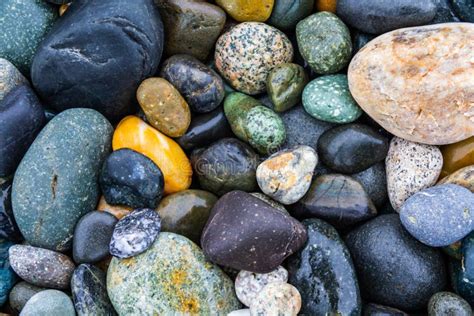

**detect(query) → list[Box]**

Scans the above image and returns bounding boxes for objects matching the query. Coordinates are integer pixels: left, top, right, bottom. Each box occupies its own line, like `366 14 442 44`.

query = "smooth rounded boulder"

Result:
31 0 164 122
348 23 474 145
12 108 113 251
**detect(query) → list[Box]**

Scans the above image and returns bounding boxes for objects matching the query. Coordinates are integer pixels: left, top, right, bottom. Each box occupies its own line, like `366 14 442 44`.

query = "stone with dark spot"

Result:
318 124 389 174
9 245 75 289
109 208 161 258
31 0 164 122
9 282 44 314
12 109 112 251
201 191 307 273
291 174 377 229
363 303 408 316
0 180 22 241
287 218 361 315
351 162 388 208
400 184 474 247
428 292 472 316
160 54 225 113
100 148 164 209
336 0 437 34
0 85 46 177
71 264 116 316
345 214 447 311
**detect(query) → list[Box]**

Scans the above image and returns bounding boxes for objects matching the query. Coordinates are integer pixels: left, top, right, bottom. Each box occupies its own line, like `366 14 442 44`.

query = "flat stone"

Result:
0 180 22 241
107 232 240 314
71 264 116 316
302 74 362 123
337 0 437 34
100 148 164 209
266 63 308 112
438 165 474 192
215 22 293 95
201 191 307 273
348 23 474 145
215 0 274 22
386 137 443 211
428 292 472 316
351 162 388 208
0 239 15 305
156 0 226 61
256 146 317 204
287 218 361 315
400 184 474 247
9 282 44 314
345 214 447 311
318 124 389 174
20 290 75 316
73 211 117 264
9 245 75 289
235 266 288 307
31 0 164 122
440 137 474 178
268 0 314 30
0 58 27 102
296 12 352 74
12 109 112 251
249 283 301 316
160 54 225 113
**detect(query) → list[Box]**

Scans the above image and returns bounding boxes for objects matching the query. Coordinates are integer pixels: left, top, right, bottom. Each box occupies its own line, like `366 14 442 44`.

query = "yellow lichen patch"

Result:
122 257 137 267
264 152 293 170
171 269 187 286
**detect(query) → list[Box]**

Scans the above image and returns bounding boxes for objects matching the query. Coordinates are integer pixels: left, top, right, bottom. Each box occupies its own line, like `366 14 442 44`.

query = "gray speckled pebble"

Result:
400 184 474 247
9 245 75 289
428 291 472 316
386 137 443 211
0 58 27 102
20 290 75 316
9 282 44 314
249 282 302 316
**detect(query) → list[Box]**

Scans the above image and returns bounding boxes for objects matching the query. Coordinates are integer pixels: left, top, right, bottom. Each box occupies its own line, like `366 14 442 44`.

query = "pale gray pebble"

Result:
228 309 251 316
20 290 75 316
249 282 302 316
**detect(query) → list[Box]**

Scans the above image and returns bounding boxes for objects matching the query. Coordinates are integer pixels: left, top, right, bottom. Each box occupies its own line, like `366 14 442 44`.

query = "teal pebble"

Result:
302 74 362 123
0 239 16 306
20 290 75 316
244 106 286 155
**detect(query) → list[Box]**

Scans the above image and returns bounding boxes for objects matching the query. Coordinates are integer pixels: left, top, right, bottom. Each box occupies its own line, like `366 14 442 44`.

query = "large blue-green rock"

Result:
107 232 240 315
12 108 113 251
20 289 75 316
0 239 16 306
0 0 57 74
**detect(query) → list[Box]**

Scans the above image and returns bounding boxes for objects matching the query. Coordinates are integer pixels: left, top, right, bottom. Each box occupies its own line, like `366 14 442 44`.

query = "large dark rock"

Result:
31 0 164 122
287 218 361 315
345 214 447 311
201 191 307 273
0 85 46 176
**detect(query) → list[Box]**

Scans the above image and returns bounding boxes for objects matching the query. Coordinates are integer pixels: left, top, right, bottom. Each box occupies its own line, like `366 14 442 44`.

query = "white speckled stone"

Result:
235 266 288 307
257 146 317 205
386 137 443 211
249 282 301 316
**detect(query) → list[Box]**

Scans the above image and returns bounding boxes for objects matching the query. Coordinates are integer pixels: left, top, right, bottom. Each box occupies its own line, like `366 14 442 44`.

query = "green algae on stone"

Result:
302 74 362 123
224 92 261 141
244 106 286 155
107 232 240 315
267 63 308 112
296 12 352 74
0 0 58 75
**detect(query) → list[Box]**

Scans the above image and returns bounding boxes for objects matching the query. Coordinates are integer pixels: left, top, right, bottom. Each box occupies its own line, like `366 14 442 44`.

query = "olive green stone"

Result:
268 0 315 30
428 291 472 316
224 92 261 141
156 189 218 244
267 63 308 112
107 232 240 315
302 74 362 123
0 0 58 75
296 12 352 74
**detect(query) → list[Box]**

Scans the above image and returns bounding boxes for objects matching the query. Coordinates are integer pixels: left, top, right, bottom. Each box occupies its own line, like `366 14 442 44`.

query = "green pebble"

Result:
268 0 315 30
244 106 286 155
296 12 352 74
302 74 362 123
267 63 308 112
224 92 260 142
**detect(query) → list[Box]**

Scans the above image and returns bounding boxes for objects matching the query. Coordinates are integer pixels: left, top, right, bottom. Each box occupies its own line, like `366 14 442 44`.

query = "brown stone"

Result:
348 23 474 145
440 137 474 177
438 165 474 192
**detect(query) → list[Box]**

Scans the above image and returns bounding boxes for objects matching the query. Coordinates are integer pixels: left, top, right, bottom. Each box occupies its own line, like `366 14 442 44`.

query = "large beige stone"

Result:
348 23 474 145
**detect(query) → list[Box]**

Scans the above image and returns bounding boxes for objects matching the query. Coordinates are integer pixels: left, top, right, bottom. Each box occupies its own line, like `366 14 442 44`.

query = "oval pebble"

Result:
20 289 75 316
249 282 301 316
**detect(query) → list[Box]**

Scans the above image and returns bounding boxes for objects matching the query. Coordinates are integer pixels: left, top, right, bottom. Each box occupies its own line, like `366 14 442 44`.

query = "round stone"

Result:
428 292 472 316
224 92 262 141
348 23 474 145
9 245 75 289
438 165 474 192
137 78 191 137
235 266 288 307
268 0 314 30
216 0 274 22
100 148 164 209
440 137 474 178
109 208 161 259
256 146 318 204
296 12 352 74
9 282 44 314
20 290 75 316
107 232 240 314
386 137 443 211
351 162 388 208
302 74 362 123
249 282 301 316
215 22 293 95
0 58 27 102
72 211 117 264
266 63 308 112
400 184 474 247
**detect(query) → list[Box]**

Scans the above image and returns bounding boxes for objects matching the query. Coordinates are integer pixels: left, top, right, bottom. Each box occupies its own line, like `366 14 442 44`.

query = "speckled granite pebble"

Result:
9 282 44 314
0 58 27 102
249 282 301 316
107 232 240 315
257 146 317 204
215 22 293 95
109 208 161 258
428 291 472 316
9 245 75 289
20 289 75 316
386 137 443 211
235 266 288 307
400 184 474 247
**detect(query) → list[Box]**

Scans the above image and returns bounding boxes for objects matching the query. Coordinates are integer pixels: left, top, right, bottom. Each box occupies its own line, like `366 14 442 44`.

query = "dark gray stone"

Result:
9 281 44 314
431 0 461 23
363 303 408 316
0 180 22 241
351 162 388 208
428 292 472 316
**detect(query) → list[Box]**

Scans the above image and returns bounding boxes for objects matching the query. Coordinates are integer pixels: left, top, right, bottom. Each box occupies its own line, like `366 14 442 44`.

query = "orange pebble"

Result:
96 196 132 219
316 0 337 13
